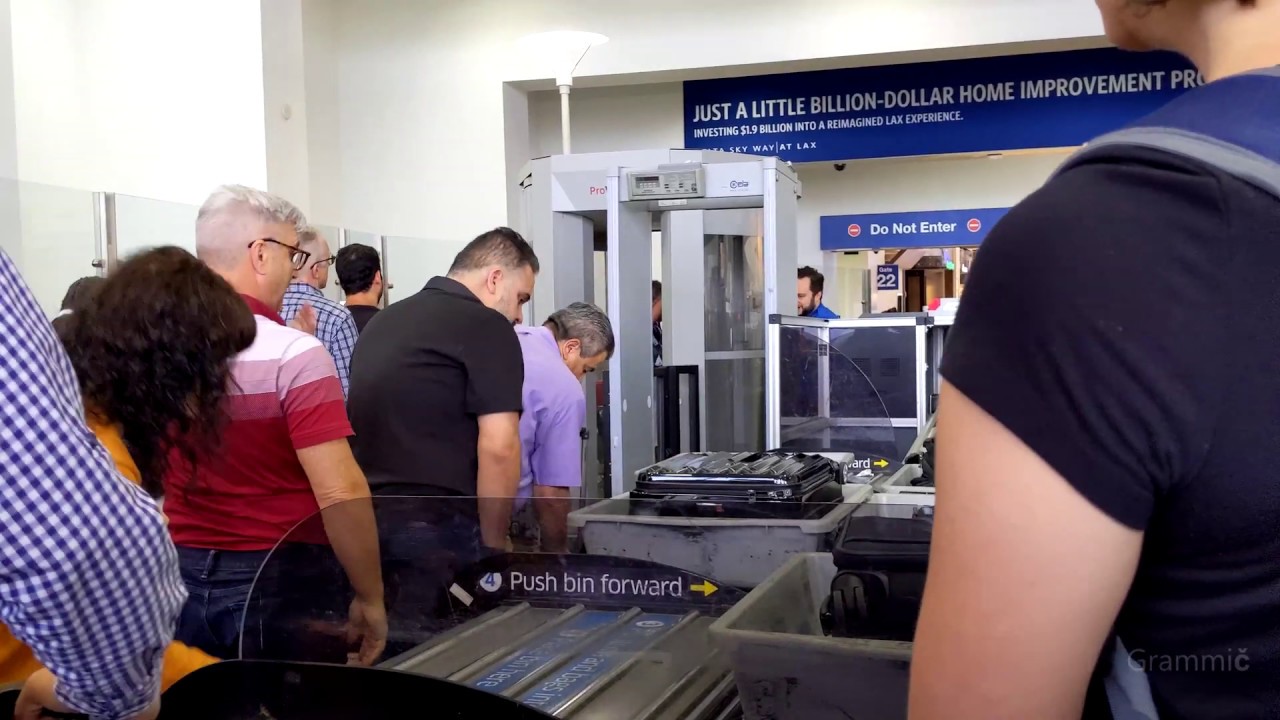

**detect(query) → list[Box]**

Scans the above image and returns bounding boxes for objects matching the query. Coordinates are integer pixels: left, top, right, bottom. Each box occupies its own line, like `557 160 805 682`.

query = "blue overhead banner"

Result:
822 208 1010 251
685 48 1200 162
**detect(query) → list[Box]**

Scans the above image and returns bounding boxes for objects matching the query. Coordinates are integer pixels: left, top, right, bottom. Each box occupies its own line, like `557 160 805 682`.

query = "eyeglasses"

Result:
249 238 311 271
311 256 338 269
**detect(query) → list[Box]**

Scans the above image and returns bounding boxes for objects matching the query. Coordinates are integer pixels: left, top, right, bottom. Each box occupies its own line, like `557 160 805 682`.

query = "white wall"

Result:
300 0 342 225
261 0 311 215
10 0 85 190
4 0 270 313
307 0 1105 244
528 84 682 159
498 1 1103 82
5 0 313 208
10 0 267 203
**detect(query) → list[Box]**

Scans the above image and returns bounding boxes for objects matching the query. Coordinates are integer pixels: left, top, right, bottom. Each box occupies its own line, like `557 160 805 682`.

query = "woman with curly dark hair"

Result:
0 246 257 696
63 246 257 497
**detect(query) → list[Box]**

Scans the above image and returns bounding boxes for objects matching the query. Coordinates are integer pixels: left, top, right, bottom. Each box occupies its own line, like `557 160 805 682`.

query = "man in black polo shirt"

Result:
348 227 537 549
909 2 1280 719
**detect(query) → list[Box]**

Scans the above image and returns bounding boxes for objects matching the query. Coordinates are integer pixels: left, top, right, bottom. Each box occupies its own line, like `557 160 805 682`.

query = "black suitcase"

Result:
823 510 933 641
629 451 843 520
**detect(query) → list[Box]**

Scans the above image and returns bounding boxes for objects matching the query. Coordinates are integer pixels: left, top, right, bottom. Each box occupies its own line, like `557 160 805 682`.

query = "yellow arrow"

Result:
690 581 718 597
873 458 889 468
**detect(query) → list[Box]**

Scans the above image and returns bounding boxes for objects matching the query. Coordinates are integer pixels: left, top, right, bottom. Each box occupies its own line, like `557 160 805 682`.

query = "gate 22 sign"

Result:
876 265 901 291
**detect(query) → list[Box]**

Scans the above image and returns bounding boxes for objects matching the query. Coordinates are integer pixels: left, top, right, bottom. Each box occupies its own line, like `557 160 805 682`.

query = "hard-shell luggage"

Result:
629 451 843 519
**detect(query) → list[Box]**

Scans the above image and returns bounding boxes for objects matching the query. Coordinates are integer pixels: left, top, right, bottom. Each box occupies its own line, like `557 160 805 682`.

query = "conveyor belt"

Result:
382 605 736 719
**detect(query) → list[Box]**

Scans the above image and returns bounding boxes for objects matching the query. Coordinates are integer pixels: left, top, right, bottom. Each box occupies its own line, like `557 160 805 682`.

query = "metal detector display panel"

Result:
627 168 705 199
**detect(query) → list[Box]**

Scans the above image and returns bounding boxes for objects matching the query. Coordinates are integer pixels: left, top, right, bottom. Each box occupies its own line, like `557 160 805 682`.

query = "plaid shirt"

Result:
0 250 185 718
280 282 358 398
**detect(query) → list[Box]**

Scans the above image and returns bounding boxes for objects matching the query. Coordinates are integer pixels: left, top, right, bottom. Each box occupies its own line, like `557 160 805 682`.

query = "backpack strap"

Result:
1055 66 1280 199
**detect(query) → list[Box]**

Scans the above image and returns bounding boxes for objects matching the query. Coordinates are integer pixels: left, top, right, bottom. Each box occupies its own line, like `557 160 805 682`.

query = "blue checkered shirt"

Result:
0 250 185 718
280 282 358 398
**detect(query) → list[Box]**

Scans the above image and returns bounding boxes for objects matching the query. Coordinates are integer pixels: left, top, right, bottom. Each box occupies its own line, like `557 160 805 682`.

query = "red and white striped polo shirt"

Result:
163 295 352 551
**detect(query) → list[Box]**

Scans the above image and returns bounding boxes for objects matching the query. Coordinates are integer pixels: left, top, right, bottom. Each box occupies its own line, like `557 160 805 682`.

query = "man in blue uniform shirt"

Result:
797 266 838 318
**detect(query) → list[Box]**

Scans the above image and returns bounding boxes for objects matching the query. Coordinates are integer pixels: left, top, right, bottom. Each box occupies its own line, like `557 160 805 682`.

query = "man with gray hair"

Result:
163 184 386 663
516 302 615 552
280 227 359 397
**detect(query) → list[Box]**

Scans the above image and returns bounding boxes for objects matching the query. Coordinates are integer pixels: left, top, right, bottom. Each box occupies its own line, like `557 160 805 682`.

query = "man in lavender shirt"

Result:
516 302 615 552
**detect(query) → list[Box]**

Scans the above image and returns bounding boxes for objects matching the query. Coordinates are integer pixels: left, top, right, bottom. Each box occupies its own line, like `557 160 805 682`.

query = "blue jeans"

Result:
174 546 271 659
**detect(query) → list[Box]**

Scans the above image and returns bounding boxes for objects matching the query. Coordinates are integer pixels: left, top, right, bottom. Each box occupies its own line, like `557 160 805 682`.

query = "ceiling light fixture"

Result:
517 30 609 154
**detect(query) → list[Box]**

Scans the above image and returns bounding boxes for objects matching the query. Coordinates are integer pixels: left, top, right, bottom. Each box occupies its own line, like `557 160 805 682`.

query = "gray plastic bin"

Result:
708 553 912 720
567 486 872 589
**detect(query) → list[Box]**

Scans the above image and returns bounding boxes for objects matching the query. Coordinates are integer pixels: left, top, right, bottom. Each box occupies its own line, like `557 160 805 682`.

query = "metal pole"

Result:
558 84 572 154
378 234 391 305
765 317 781 449
91 192 117 276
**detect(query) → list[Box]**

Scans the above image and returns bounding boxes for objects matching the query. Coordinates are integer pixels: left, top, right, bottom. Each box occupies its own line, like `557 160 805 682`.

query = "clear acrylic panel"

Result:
383 235 468 305
3 180 100 317
777 324 899 462
238 495 778 718
828 326 919 419
115 193 198 260
223 488 922 719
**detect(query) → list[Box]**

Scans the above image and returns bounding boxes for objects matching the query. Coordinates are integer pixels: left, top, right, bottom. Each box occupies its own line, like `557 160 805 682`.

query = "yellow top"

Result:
0 413 218 689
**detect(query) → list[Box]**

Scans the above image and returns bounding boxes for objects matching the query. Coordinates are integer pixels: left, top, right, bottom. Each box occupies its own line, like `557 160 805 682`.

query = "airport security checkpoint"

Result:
11 5 1280 717
0 150 946 720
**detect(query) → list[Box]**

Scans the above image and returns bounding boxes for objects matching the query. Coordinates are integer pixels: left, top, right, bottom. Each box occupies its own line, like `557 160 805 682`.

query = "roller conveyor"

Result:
381 605 737 719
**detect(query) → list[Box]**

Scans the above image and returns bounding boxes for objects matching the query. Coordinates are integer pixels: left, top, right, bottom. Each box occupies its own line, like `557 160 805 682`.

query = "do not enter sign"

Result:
820 207 1009 251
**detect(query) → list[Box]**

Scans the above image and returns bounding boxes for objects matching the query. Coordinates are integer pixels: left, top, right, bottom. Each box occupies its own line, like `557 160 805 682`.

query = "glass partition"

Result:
383 235 468 305
703 225 765 452
774 322 901 462
828 324 919 420
6 181 100 317
115 193 198 260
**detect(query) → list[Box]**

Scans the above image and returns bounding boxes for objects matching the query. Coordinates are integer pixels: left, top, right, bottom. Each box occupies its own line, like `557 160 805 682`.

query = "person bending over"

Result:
1 246 256 702
162 185 385 663
517 303 615 552
910 1 1280 719
0 250 185 720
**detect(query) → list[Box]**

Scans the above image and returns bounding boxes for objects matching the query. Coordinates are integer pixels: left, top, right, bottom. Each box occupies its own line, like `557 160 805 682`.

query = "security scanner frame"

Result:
765 314 953 462
604 156 798 496
519 151 800 497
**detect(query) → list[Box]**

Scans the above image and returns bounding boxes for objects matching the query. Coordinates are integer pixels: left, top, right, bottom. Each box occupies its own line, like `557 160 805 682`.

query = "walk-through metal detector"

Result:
518 151 800 497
